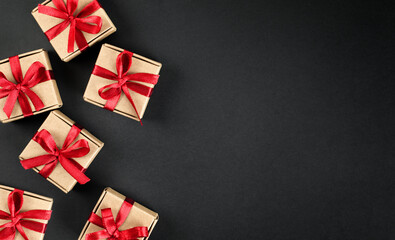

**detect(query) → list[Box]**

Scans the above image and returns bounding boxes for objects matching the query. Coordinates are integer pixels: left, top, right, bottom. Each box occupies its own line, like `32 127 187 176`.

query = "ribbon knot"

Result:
108 228 121 240
116 77 128 87
15 84 21 91
20 124 91 185
0 56 53 119
38 0 103 53
0 189 52 240
53 149 60 157
92 51 160 125
86 199 149 240
10 215 22 226
109 230 119 239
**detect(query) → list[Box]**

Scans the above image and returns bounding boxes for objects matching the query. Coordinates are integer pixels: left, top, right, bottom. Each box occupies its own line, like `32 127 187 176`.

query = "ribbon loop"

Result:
116 52 133 77
38 0 102 53
86 199 149 240
92 51 160 125
0 189 52 240
20 125 91 185
0 56 52 119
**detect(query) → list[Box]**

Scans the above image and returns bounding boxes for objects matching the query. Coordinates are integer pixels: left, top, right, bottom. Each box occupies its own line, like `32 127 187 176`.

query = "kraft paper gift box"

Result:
78 188 159 240
32 0 117 62
19 110 104 193
0 49 62 123
0 185 53 240
83 44 162 122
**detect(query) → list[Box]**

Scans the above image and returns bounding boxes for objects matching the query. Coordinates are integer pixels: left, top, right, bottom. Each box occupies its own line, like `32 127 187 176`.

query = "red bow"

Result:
0 56 53 119
86 198 148 240
0 189 52 240
92 51 160 125
38 0 102 53
20 124 91 184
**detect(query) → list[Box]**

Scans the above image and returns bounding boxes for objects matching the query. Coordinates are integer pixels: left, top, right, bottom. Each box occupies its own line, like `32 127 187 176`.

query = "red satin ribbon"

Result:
86 198 148 240
0 56 53 119
92 51 160 125
0 189 52 240
20 124 91 184
38 0 102 53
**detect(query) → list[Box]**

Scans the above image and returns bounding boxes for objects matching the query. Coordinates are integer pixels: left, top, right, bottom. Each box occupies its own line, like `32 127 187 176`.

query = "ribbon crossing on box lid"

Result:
20 124 91 185
0 189 52 240
38 0 102 53
92 50 160 125
86 198 148 240
0 55 53 119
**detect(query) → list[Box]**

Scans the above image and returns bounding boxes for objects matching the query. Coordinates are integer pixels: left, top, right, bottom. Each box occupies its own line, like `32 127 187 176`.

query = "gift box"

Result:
19 110 104 193
32 0 117 62
0 185 53 240
0 49 62 123
78 187 158 240
83 44 162 124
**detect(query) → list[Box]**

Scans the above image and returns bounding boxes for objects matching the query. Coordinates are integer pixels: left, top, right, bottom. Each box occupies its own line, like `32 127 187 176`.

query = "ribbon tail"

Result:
18 92 33 117
0 227 16 240
122 85 142 125
15 224 29 240
2 91 18 119
75 29 89 52
59 156 90 184
38 160 58 179
103 93 121 112
22 88 45 112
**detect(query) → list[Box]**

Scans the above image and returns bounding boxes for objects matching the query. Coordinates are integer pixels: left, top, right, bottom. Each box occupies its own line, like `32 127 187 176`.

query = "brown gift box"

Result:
0 185 53 240
19 110 104 193
78 187 159 240
0 49 62 123
32 0 117 62
83 44 162 122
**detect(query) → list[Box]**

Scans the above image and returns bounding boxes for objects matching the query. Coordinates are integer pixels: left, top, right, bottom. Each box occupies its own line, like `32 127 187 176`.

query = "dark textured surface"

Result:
0 0 394 239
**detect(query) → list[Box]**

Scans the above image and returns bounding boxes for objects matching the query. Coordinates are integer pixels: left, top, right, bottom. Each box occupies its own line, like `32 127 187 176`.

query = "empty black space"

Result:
0 0 394 239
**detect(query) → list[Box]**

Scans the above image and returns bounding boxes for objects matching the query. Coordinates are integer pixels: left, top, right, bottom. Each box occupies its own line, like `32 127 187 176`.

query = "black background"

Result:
0 0 394 239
